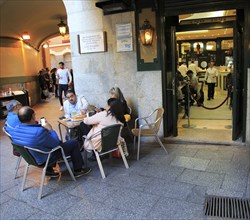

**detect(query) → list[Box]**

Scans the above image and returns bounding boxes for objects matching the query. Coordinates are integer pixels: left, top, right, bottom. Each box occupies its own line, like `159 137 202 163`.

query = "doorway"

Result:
162 9 245 143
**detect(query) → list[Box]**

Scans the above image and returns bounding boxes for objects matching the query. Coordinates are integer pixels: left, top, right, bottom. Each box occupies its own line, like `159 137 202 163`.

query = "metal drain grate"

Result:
204 195 250 219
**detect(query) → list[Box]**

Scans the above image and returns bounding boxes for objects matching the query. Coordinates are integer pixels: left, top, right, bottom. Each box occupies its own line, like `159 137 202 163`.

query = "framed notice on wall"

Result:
116 23 133 52
78 31 107 54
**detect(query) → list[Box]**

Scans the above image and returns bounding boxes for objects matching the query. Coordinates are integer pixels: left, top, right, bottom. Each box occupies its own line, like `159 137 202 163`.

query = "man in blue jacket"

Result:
5 100 22 135
11 106 91 178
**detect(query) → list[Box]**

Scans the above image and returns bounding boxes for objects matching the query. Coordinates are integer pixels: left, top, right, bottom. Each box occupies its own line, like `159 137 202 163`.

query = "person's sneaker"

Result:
74 167 91 178
46 170 59 178
59 106 63 111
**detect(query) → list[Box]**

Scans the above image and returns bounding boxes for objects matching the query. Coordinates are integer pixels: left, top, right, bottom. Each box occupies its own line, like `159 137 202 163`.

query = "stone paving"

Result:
0 97 249 219
1 136 249 219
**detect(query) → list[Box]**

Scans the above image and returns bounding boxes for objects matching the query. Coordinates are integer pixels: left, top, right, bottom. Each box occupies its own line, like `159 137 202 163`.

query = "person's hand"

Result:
80 109 86 115
95 108 102 112
42 122 53 131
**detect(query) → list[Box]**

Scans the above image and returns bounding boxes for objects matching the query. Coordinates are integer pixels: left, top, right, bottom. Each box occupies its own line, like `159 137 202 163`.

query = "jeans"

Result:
58 84 68 106
50 139 84 171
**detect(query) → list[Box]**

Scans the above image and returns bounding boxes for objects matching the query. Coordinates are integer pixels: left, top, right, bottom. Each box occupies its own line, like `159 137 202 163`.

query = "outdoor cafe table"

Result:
58 119 84 141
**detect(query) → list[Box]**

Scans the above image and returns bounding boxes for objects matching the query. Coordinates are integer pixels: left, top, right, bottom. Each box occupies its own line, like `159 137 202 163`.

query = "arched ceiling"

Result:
0 0 67 49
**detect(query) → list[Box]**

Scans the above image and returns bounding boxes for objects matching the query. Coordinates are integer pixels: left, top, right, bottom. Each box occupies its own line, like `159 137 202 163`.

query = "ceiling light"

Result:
206 45 213 50
22 32 30 40
176 30 209 35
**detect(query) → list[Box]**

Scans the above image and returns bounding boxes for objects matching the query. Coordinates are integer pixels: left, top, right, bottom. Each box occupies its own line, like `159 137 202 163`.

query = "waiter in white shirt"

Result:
56 62 72 111
188 60 200 77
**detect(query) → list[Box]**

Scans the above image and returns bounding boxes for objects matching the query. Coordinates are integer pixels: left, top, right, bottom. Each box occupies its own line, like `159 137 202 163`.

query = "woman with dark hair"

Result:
83 98 125 152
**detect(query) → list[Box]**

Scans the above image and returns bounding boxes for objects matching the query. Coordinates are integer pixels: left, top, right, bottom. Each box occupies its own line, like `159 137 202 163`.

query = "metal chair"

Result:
124 106 133 141
84 124 129 179
131 107 168 160
2 126 22 179
11 142 76 199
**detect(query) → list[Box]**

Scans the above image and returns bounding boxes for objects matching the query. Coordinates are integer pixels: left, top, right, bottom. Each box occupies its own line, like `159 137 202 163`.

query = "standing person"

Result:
11 106 91 177
50 68 58 97
56 62 72 111
38 70 49 100
205 61 218 100
69 69 74 91
43 68 52 92
226 65 234 109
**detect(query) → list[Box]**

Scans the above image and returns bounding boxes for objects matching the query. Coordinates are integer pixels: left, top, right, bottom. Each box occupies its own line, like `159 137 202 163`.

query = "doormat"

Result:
203 195 250 219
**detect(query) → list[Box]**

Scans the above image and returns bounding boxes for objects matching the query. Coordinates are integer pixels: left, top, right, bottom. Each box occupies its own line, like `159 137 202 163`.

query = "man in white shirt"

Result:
205 61 219 100
188 60 200 77
56 62 72 111
63 90 89 118
63 90 90 143
178 62 188 77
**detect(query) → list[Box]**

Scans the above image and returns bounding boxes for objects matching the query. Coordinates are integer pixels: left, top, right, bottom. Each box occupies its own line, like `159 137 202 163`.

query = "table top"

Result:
58 118 84 128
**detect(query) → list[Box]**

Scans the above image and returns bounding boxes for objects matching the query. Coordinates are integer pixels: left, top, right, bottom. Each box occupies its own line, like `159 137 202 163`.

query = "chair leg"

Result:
137 134 141 161
38 167 47 200
83 150 88 168
14 156 22 179
62 155 76 181
155 135 168 154
94 151 106 179
118 145 129 169
133 136 136 154
21 163 29 192
126 123 134 141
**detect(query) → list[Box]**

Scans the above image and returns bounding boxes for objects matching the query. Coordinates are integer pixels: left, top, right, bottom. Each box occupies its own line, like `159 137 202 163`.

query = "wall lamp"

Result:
139 20 154 46
22 32 30 40
58 19 67 36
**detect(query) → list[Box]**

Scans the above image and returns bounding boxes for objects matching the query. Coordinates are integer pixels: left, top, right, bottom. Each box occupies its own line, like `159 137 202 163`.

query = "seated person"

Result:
187 70 198 104
182 70 198 119
11 106 91 178
5 100 22 135
83 98 126 154
109 87 130 115
176 71 185 101
95 87 130 115
63 90 89 118
63 90 90 142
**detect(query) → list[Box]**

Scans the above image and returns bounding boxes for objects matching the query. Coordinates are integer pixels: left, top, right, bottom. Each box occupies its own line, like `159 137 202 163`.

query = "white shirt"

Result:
63 95 89 118
56 68 72 85
205 67 218 83
188 63 199 76
178 64 188 77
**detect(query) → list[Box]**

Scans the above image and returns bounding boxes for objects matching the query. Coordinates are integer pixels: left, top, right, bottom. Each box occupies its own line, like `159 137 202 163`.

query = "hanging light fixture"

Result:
139 20 154 46
22 32 30 40
57 19 67 36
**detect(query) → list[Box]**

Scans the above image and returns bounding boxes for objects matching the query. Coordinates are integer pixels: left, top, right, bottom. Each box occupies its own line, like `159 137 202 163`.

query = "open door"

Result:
162 16 178 137
232 10 244 140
